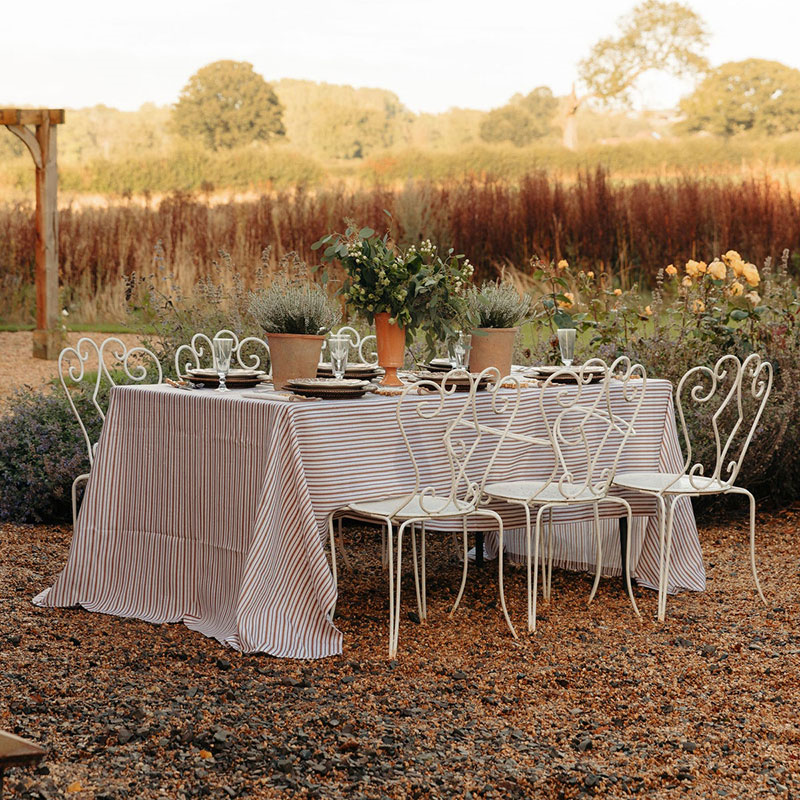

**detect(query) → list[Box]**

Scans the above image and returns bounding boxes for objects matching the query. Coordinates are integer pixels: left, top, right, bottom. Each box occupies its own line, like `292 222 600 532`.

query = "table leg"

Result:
618 516 628 594
475 531 484 568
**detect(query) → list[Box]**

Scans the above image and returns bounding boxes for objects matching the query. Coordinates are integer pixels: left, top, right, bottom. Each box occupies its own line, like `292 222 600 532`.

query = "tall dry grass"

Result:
1 168 798 323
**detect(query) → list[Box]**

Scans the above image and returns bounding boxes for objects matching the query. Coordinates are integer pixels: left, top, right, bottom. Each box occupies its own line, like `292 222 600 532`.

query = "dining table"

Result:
35 378 705 659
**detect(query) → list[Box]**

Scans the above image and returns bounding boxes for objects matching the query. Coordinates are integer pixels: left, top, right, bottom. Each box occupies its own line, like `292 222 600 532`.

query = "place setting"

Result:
524 328 607 384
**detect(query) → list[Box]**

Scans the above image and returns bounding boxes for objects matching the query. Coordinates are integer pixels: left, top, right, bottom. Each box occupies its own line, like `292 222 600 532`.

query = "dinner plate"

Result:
524 365 607 384
187 368 264 378
316 363 382 379
425 358 456 372
286 378 373 399
408 371 490 392
182 373 264 388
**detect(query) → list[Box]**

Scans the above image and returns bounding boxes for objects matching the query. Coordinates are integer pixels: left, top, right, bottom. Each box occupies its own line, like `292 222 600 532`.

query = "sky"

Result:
2 0 800 115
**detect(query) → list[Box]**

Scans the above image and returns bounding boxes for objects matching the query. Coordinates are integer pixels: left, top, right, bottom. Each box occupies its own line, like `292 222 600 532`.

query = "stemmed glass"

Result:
449 331 472 369
212 336 234 392
327 335 350 380
557 328 576 368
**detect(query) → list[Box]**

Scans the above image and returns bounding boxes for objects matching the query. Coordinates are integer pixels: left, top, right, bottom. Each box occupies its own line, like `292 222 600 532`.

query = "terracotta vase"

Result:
266 332 325 390
374 312 406 387
468 327 518 378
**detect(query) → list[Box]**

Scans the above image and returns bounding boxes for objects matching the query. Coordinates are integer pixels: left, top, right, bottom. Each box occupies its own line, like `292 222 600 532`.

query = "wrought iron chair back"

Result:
392 367 507 517
672 352 773 492
320 326 378 365
484 358 647 502
174 330 271 379
59 336 163 467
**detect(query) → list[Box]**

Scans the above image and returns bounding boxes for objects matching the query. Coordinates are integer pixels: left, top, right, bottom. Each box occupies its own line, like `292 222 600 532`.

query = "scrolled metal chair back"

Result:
60 336 163 467
174 329 271 378
393 368 504 517
320 326 378 365
674 353 772 491
482 358 646 502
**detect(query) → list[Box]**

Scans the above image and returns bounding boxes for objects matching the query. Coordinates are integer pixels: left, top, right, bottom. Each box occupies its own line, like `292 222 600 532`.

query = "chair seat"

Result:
484 480 599 504
347 494 474 521
613 471 730 495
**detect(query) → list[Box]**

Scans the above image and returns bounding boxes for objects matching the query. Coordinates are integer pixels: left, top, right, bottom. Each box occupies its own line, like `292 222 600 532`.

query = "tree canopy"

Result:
562 0 709 148
480 87 558 147
173 60 285 150
679 59 800 136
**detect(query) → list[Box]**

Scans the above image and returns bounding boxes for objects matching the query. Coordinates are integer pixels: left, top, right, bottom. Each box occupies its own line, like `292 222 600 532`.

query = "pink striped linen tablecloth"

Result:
35 378 704 658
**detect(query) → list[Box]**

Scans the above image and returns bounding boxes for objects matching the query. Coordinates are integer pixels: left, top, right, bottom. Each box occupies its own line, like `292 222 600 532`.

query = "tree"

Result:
173 60 285 150
678 59 800 136
563 1 709 149
480 87 558 147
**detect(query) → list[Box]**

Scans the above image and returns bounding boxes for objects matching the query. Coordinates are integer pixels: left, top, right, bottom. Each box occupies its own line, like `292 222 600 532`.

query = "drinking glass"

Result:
212 336 234 392
557 328 576 367
327 335 350 380
451 331 472 369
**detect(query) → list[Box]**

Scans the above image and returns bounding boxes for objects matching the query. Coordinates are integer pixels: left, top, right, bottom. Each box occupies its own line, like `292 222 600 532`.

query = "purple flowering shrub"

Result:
0 387 105 523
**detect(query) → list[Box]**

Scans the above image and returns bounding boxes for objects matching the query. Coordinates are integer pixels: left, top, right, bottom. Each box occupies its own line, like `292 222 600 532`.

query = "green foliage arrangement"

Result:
465 281 532 329
173 60 285 150
248 254 340 336
312 223 474 349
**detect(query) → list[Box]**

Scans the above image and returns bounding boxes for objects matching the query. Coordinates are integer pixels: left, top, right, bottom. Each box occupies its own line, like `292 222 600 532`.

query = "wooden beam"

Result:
0 109 64 125
0 730 45 768
6 125 42 169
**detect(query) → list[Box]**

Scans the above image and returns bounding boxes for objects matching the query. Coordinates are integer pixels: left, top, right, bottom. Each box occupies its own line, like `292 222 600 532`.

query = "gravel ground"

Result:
1 510 799 799
0 332 147 407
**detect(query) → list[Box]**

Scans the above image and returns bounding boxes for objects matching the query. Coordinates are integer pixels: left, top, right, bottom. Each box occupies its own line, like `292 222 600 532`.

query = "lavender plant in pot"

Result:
465 281 532 376
248 269 340 390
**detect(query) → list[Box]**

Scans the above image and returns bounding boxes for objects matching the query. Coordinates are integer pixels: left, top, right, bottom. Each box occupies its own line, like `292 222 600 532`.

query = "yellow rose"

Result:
708 260 726 281
685 260 700 278
557 259 569 270
746 290 761 306
722 250 741 265
729 281 744 296
665 264 678 276
682 276 693 288
731 258 745 277
644 305 653 316
742 263 760 286
586 270 595 279
613 288 622 296
557 292 575 309
692 299 705 313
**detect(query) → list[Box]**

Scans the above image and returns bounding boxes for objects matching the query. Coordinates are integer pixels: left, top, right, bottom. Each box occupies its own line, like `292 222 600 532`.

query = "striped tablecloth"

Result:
35 379 705 658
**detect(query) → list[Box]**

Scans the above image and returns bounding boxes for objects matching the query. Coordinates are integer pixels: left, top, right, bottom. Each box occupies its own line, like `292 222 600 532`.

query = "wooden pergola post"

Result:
1 108 65 359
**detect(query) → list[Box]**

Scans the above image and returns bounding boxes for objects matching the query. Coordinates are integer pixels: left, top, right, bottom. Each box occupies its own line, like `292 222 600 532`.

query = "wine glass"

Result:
327 334 350 380
212 336 234 392
557 328 576 368
451 332 472 369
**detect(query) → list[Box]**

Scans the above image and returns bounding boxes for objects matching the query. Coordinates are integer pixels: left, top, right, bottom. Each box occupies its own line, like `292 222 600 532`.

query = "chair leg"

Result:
545 506 555 602
738 488 767 605
655 494 668 621
524 504 532 630
659 496 678 622
421 522 427 619
410 523 424 621
336 517 353 571
615 498 641 618
381 525 388 570
392 520 413 658
588 502 603 604
326 512 339 620
386 519 396 658
450 518 469 616
531 505 548 633
494 514 517 639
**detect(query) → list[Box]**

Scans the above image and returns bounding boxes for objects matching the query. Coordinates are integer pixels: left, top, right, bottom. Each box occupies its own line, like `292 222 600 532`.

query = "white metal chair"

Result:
612 353 773 621
174 329 270 380
320 325 378 366
59 336 163 527
326 368 519 658
483 357 647 633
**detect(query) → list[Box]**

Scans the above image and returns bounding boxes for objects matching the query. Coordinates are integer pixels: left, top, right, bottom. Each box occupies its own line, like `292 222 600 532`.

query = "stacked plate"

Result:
425 358 456 373
183 368 266 388
408 371 490 392
316 362 382 381
524 365 607 384
286 378 374 400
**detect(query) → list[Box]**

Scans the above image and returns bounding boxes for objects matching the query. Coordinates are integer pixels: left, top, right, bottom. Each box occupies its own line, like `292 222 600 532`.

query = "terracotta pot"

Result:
374 312 406 387
266 332 325 390
468 327 518 377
